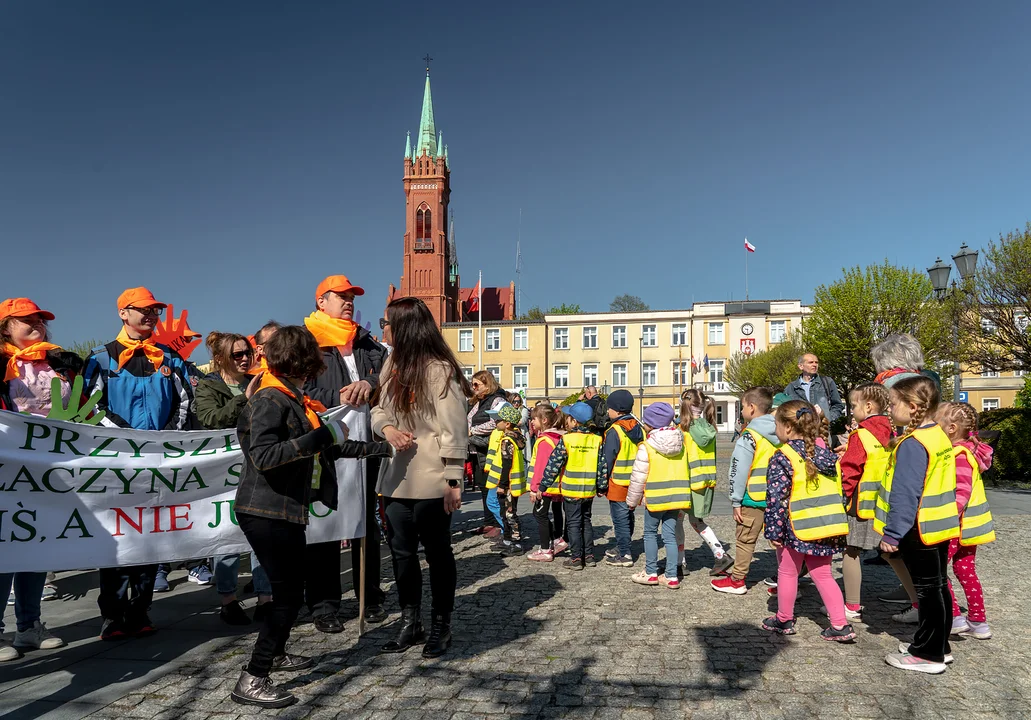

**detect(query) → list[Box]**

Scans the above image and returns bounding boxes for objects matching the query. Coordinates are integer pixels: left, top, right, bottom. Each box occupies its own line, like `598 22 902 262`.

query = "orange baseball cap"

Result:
315 275 365 300
0 298 55 322
117 287 167 310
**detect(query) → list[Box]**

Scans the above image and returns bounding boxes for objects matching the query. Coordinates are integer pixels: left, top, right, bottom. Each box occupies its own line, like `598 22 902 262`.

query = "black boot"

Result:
379 607 425 654
230 670 296 708
421 611 452 658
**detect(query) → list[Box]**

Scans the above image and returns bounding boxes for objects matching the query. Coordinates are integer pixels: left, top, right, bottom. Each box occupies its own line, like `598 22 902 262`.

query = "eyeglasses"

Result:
231 351 251 361
125 306 164 317
471 382 483 388
379 318 390 329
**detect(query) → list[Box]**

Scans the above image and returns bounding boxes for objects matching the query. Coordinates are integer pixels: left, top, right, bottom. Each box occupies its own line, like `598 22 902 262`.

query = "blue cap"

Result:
486 402 513 416
561 401 594 424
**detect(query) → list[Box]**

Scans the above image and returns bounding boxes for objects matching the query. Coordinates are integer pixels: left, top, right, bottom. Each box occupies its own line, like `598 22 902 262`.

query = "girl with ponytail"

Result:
761 400 853 641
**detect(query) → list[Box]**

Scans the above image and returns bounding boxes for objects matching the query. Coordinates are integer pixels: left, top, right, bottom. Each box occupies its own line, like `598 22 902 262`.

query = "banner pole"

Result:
358 533 367 637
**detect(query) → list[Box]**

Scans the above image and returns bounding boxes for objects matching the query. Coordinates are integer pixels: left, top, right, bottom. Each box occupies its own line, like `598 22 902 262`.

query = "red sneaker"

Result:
767 586 778 597
711 576 747 595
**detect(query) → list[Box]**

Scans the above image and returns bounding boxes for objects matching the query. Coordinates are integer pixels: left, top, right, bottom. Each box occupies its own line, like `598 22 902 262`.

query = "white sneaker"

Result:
951 616 971 635
14 621 65 650
892 606 919 624
885 651 947 674
962 621 992 640
898 641 953 664
820 604 864 622
0 639 18 662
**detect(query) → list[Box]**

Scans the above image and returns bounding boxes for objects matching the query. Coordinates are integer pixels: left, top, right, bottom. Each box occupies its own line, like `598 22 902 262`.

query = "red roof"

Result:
460 285 513 321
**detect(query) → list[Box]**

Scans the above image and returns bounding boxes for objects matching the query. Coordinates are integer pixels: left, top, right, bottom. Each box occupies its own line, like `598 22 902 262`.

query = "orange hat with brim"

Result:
315 275 365 301
117 287 167 311
0 298 56 322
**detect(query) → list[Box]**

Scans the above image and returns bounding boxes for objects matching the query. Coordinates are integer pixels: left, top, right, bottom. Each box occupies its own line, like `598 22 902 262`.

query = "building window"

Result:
612 363 628 387
982 398 1000 411
612 325 627 348
486 366 501 385
716 403 724 425
708 323 725 345
641 325 657 347
583 326 598 349
769 320 787 344
642 362 657 386
672 361 688 385
583 364 599 387
415 205 433 251
461 366 473 381
513 365 528 390
554 365 569 388
512 327 529 351
981 369 1001 378
485 328 501 352
980 318 997 334
458 329 473 353
671 323 688 346
709 359 725 384
554 327 569 350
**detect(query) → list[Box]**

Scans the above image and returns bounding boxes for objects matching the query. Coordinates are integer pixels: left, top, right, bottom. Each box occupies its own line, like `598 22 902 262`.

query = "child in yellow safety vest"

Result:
837 383 894 622
527 404 569 562
761 400 854 642
483 402 527 557
675 389 733 578
626 403 692 589
936 402 995 641
878 376 960 675
600 390 644 567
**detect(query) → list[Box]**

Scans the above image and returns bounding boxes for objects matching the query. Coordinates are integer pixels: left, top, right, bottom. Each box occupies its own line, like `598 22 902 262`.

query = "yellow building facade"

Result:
960 368 1025 411
443 300 809 432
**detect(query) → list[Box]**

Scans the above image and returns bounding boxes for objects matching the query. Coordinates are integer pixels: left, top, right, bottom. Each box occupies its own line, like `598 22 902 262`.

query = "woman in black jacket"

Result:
467 371 508 536
230 326 391 709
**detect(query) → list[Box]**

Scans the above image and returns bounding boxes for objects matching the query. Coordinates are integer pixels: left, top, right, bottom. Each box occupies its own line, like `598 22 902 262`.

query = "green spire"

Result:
404 131 412 159
417 71 437 157
436 131 443 158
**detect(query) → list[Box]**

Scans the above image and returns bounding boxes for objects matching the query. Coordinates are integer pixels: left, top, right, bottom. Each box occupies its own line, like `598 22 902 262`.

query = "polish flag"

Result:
467 279 481 313
744 238 756 253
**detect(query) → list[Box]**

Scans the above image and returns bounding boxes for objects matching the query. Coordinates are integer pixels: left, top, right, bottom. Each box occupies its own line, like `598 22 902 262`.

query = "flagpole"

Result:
477 270 483 371
745 238 749 301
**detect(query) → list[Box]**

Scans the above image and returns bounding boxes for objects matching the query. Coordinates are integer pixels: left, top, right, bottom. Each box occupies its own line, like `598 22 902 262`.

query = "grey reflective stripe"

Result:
921 490 957 508
564 470 596 479
919 516 959 534
791 495 843 511
644 477 691 487
964 502 989 516
962 518 994 539
791 513 848 531
749 467 768 478
646 493 693 506
614 459 635 467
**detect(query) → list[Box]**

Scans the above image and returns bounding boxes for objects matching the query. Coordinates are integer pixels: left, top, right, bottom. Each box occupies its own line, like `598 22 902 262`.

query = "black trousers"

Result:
564 498 595 562
97 564 157 624
384 497 456 614
239 513 306 678
533 495 565 548
900 528 952 663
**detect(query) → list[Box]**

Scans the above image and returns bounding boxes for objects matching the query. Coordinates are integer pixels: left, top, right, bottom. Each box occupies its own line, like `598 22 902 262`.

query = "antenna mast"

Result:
515 209 523 318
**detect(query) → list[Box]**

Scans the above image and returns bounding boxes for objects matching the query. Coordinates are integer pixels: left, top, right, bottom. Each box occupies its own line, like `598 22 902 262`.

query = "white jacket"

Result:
626 425 684 508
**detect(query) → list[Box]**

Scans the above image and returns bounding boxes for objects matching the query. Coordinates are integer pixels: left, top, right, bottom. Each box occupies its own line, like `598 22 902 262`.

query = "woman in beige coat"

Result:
371 297 471 658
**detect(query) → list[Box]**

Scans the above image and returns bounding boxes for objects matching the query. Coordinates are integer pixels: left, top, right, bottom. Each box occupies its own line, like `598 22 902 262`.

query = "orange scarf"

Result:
258 372 325 429
245 356 268 376
304 311 358 348
3 342 61 382
115 327 165 372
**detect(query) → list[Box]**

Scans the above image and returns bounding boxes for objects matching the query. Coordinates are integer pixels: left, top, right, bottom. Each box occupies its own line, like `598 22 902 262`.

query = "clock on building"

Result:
741 323 754 336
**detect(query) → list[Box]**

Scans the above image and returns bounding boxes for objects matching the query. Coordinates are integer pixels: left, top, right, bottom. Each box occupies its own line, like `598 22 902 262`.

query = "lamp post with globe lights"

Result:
927 243 979 401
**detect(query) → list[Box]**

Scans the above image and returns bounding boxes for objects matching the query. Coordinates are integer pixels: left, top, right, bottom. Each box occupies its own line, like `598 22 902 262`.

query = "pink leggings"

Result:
947 540 986 622
776 547 848 628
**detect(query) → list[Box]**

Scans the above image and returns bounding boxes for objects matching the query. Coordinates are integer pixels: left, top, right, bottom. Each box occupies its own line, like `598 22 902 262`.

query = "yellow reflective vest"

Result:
606 425 639 487
643 443 693 512
562 432 602 499
483 429 504 488
874 425 960 545
853 427 891 520
744 429 780 504
486 433 527 496
684 430 717 492
529 434 561 496
780 444 849 542
955 445 995 546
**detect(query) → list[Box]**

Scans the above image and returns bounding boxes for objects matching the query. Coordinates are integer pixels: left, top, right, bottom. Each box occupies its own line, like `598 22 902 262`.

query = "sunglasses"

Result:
231 351 251 361
125 306 164 317
379 318 390 329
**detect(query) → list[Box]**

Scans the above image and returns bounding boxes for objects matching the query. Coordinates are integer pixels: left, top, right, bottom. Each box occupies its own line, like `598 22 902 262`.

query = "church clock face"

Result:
741 323 754 336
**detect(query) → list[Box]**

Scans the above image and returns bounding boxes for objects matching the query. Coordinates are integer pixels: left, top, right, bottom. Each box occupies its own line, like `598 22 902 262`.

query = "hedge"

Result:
978 408 1031 485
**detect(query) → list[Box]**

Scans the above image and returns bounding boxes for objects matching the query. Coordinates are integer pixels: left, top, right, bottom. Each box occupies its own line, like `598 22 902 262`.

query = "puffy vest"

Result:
853 427 891 520
607 425 639 487
955 445 995 546
780 444 849 542
529 435 560 496
874 425 960 545
486 433 526 495
483 429 505 489
684 430 717 492
643 443 693 512
744 429 780 503
562 432 602 499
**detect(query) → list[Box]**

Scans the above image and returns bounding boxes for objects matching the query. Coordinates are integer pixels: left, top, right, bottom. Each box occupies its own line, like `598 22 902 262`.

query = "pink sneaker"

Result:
527 548 554 562
551 539 569 555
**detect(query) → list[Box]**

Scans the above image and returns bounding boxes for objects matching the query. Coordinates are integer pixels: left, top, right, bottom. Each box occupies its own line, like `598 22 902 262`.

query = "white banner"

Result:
0 407 370 573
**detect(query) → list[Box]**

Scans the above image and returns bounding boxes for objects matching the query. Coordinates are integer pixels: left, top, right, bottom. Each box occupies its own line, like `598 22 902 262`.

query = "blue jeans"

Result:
644 509 679 578
609 500 636 558
214 554 272 596
485 488 504 528
0 572 46 633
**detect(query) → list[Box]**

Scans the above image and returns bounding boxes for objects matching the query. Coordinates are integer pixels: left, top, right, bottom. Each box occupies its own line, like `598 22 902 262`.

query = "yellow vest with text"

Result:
607 425 639 487
874 425 960 545
483 429 504 489
780 444 849 541
486 434 527 496
744 429 780 504
643 443 693 512
854 427 891 520
955 445 996 546
683 429 717 492
529 435 561 496
562 432 602 499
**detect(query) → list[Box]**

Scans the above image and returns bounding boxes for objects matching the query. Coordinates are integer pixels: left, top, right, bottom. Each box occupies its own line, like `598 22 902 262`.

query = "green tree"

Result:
66 339 106 361
801 261 954 400
609 294 650 313
1015 376 1031 409
520 306 545 321
957 223 1031 373
726 332 805 393
519 303 582 321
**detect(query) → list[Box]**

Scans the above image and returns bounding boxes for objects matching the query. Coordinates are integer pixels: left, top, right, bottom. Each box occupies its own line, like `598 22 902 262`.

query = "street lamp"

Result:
601 382 610 397
639 336 645 415
927 244 979 401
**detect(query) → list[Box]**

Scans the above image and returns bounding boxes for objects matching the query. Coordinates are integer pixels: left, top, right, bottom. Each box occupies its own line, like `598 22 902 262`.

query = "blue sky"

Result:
2 1 1029 355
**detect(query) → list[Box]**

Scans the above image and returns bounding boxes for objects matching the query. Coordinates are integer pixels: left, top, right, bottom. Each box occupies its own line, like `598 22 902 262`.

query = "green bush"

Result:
978 408 1031 485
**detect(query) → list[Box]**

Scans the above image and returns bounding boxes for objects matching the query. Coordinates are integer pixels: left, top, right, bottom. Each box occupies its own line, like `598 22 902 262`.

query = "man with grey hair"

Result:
783 353 845 422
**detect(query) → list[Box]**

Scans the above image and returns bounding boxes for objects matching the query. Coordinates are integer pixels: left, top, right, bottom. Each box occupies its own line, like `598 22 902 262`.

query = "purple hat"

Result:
642 402 675 428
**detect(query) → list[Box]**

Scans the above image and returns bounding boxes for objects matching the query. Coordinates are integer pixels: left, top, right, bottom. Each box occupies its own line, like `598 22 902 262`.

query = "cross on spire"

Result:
423 54 433 73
